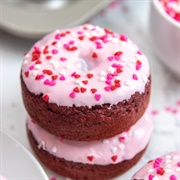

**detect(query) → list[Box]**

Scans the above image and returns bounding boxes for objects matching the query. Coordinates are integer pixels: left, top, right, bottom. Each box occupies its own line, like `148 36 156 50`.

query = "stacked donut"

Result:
21 24 152 179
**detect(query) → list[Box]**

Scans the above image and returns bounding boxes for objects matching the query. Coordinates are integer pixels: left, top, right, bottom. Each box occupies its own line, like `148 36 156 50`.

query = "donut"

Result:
27 108 153 180
132 151 180 180
21 24 151 141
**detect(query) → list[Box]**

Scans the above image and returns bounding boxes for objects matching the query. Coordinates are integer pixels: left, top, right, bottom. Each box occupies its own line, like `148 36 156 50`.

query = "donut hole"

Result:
76 56 100 72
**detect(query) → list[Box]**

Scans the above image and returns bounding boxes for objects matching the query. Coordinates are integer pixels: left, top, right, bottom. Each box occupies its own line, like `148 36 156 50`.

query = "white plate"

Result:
0 0 113 39
0 130 49 179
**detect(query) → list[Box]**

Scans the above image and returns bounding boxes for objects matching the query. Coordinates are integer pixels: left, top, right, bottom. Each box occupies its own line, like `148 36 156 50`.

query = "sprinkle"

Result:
24 71 29 77
119 136 125 141
59 76 66 81
178 161 180 167
92 52 98 58
100 71 106 76
69 40 74 44
111 147 118 153
78 36 84 40
69 91 76 98
23 60 28 64
59 69 66 76
74 74 81 79
110 85 116 91
136 64 142 71
46 56 52 60
175 167 180 172
87 156 94 162
82 80 88 85
107 66 114 74
105 80 112 85
50 177 57 180
91 88 97 94
37 74 44 80
73 87 80 93
49 80 56 86
137 50 142 55
87 73 93 79
173 155 179 160
55 34 61 40
42 94 49 102
170 174 177 180
99 77 106 82
156 167 165 175
34 64 41 69
35 60 42 64
108 56 114 61
52 146 57 153
111 155 118 162
63 44 69 49
52 49 58 54
80 87 87 93
95 94 101 101
43 69 53 75
132 74 138 80
29 65 34 70
104 86 111 91
148 174 155 180
119 34 128 41
116 67 123 73
60 57 67 61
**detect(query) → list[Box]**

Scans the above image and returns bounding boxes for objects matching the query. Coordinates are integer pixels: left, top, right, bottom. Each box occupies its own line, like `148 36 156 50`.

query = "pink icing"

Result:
27 109 152 165
0 176 7 180
22 24 150 107
132 151 180 180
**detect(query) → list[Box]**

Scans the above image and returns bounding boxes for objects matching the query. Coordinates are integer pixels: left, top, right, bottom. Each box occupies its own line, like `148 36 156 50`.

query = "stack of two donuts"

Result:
21 24 152 179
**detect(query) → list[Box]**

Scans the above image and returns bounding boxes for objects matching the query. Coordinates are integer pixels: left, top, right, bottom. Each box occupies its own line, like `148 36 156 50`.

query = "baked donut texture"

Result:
132 151 180 180
27 109 152 179
21 24 151 140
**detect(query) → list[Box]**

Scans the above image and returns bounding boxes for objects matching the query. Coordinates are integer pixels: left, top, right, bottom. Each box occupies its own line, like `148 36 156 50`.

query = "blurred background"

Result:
0 0 179 179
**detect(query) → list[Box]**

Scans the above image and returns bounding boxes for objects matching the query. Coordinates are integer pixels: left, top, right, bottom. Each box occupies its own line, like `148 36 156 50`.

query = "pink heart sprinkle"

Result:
55 34 61 40
59 76 66 81
49 80 56 86
105 80 112 85
113 72 118 76
33 46 39 51
137 50 142 55
96 44 103 49
95 94 101 101
170 174 177 180
132 74 138 80
29 65 34 70
108 56 114 61
114 55 120 60
44 79 50 85
71 71 76 77
63 44 69 49
177 161 180 167
112 63 118 68
69 40 74 44
104 86 111 91
52 49 58 54
106 73 113 80
60 57 67 61
136 64 142 71
69 91 76 98
148 174 154 180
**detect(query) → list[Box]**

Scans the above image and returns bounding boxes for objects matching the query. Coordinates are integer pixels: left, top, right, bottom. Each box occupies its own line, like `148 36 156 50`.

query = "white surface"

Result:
0 0 180 179
0 131 49 179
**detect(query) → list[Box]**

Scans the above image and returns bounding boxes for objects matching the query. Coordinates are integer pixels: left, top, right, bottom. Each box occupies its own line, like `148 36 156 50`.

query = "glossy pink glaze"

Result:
22 24 150 107
27 109 152 165
132 151 180 180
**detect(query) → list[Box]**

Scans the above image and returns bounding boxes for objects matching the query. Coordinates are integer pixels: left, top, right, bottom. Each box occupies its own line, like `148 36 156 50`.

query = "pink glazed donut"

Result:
21 24 151 141
132 151 180 180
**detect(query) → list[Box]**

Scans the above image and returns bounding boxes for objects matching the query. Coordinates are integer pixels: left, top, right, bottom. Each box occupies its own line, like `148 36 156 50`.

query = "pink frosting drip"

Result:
27 109 152 165
22 24 150 107
132 151 180 180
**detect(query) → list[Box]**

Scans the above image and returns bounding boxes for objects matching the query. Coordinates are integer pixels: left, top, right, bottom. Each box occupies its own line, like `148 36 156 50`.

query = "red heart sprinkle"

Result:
114 80 120 83
24 71 29 77
115 82 121 88
74 74 81 79
89 36 97 41
87 74 93 79
42 94 49 102
66 31 71 34
116 68 123 73
35 74 39 80
78 36 84 40
87 156 94 162
46 56 52 60
43 69 53 75
114 51 123 56
92 52 98 58
111 155 118 162
73 87 80 93
91 88 97 94
52 75 58 81
111 85 116 91
157 168 165 175
82 80 88 85
136 60 142 65
35 60 42 64
60 33 66 37
43 46 49 54
80 87 87 93
104 28 113 34
52 41 57 45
